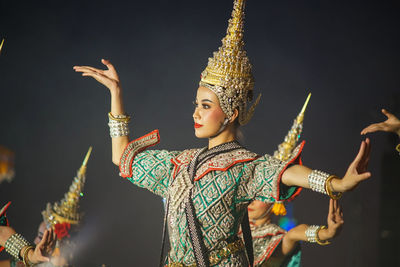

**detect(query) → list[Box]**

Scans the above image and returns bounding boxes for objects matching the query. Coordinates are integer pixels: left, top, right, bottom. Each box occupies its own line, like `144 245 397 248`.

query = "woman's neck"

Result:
208 126 236 149
253 216 271 227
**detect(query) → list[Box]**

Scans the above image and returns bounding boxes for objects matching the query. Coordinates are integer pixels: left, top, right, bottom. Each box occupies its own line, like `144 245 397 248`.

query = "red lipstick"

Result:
194 123 203 128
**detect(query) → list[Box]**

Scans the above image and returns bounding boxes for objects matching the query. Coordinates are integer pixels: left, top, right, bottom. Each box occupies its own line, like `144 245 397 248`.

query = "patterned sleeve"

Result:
247 142 305 203
119 130 181 198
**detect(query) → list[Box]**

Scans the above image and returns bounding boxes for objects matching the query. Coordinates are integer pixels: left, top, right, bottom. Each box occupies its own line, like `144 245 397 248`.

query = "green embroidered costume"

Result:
119 130 304 266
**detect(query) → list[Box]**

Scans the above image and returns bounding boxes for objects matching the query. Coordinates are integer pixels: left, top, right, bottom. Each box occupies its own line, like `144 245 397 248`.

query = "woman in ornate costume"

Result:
0 148 90 267
246 199 343 267
74 0 371 266
0 203 57 267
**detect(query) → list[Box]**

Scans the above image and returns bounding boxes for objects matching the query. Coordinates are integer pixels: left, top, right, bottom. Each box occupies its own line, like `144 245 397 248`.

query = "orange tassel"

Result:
272 202 287 216
52 246 60 257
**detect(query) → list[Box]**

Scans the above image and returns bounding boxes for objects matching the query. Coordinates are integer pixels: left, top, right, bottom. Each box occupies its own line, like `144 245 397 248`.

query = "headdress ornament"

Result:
0 39 4 55
272 93 311 216
42 147 92 228
0 145 15 184
200 0 260 125
274 93 311 161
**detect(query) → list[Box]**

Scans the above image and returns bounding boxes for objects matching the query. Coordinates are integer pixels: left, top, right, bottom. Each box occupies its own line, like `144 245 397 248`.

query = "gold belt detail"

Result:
167 239 244 267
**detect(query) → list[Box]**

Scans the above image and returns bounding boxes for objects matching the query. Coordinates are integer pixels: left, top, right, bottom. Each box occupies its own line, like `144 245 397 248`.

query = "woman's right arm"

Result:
281 199 343 255
74 59 129 165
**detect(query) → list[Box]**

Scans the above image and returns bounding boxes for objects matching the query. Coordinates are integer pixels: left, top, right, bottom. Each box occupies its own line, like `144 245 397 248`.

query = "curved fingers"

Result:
358 172 372 181
382 109 393 119
37 229 49 248
102 59 116 71
350 140 366 170
361 123 383 135
73 65 103 73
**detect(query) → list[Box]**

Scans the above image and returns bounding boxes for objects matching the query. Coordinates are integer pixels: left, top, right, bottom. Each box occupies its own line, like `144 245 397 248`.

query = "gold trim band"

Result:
167 239 244 267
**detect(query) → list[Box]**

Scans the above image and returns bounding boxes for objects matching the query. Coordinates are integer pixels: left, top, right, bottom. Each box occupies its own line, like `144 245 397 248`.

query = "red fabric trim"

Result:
0 201 11 218
119 129 160 178
170 150 194 179
170 151 258 181
274 141 305 202
194 157 258 182
171 158 180 179
254 235 284 265
0 202 11 253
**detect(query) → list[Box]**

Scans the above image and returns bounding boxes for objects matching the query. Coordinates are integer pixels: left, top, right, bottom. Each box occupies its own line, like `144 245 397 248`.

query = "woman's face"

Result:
247 200 272 221
193 86 226 138
34 221 47 245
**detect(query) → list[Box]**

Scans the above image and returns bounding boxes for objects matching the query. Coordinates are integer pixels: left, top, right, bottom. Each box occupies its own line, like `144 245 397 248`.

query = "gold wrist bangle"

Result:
325 175 342 200
316 226 331 246
22 245 35 267
108 112 131 123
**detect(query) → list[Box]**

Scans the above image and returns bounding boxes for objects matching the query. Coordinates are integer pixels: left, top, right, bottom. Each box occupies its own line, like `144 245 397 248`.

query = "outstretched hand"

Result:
29 228 56 264
337 138 371 192
74 59 120 93
325 199 344 239
361 109 400 136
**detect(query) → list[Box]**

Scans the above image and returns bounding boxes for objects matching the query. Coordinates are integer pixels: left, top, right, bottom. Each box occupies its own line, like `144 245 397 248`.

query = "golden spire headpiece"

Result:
273 93 311 161
42 147 92 228
0 39 4 55
200 0 260 125
271 93 311 216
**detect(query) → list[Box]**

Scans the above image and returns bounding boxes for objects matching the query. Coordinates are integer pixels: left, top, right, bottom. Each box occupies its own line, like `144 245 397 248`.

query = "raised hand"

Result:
324 199 344 239
29 228 57 264
361 109 400 136
74 59 121 93
335 138 372 192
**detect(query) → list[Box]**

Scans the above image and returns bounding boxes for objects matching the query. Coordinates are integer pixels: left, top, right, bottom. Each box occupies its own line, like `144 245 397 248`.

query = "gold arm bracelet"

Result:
22 245 35 267
325 175 342 200
108 112 131 123
316 226 331 246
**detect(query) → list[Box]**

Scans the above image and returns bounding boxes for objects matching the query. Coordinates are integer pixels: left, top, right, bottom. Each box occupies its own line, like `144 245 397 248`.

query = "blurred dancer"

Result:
0 203 56 267
0 148 90 267
246 199 343 267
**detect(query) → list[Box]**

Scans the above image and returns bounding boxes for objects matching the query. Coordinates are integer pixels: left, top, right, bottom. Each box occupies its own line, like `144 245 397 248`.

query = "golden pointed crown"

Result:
0 39 4 55
271 93 311 216
274 93 311 161
42 147 92 227
200 0 260 125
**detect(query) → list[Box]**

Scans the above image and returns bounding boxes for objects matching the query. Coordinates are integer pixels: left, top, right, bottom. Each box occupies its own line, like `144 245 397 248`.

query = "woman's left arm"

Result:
281 138 371 193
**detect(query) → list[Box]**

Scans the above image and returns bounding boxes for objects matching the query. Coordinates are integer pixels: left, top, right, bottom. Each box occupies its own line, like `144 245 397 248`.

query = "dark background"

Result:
1 0 399 266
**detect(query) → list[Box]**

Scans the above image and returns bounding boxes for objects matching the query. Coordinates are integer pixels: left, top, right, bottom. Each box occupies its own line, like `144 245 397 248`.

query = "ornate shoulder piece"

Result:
252 223 287 266
274 141 305 202
119 129 160 178
170 149 200 179
195 148 258 181
251 223 285 239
